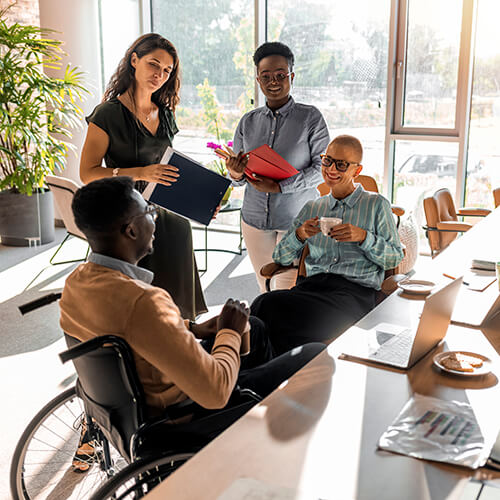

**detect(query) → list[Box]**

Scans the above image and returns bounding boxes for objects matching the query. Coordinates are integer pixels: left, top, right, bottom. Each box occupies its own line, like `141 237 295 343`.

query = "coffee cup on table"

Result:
320 217 342 236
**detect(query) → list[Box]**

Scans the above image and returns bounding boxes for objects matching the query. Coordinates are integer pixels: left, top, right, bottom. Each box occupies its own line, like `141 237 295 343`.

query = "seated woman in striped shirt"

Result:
251 135 404 354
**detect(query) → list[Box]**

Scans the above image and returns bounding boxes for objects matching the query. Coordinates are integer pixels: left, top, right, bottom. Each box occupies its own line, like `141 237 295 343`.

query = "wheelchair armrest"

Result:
59 334 127 364
230 386 262 404
260 262 295 279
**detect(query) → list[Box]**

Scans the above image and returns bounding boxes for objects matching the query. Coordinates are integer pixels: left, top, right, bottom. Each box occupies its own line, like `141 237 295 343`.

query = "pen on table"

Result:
443 273 469 286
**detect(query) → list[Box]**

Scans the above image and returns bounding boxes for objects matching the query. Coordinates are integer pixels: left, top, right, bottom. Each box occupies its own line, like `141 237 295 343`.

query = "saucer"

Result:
397 280 435 295
433 351 492 377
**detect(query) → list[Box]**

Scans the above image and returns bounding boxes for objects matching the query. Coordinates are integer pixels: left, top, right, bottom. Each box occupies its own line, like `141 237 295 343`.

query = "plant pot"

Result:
0 189 55 246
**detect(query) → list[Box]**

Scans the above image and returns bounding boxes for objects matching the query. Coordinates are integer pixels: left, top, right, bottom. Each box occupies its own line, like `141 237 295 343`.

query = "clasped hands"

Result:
296 216 367 243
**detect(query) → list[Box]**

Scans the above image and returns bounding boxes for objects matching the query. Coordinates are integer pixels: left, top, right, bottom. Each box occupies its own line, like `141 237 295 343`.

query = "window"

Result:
143 0 498 218
99 0 141 91
400 0 462 129
151 0 255 165
393 140 458 234
466 0 500 209
268 0 391 185
387 0 476 245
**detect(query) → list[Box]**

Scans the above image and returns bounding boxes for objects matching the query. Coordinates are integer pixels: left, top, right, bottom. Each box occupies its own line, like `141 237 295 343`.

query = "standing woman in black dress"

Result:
80 33 207 319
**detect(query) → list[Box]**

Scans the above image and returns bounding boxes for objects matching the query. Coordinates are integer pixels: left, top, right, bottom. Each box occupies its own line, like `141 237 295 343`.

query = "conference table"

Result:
145 209 500 500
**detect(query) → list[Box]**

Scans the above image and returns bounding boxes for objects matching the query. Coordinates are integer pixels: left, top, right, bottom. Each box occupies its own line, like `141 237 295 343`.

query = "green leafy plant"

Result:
0 6 89 195
196 78 232 141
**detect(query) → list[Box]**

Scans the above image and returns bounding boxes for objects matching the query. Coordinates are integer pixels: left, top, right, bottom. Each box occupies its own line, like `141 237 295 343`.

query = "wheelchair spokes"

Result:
10 387 127 500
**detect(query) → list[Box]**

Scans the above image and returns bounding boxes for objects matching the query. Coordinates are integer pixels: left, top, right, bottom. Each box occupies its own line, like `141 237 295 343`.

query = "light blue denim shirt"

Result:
273 185 404 290
232 97 330 231
88 252 154 284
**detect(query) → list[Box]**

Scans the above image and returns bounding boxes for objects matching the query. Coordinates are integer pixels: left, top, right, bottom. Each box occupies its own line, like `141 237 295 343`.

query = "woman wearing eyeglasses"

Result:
250 135 404 354
79 33 206 320
226 42 330 293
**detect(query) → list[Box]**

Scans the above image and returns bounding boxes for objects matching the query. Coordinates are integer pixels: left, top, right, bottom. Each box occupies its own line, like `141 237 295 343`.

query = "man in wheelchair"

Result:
251 135 404 354
60 176 325 472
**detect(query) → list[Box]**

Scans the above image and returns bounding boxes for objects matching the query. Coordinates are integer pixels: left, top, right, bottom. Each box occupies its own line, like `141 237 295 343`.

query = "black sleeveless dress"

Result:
86 99 207 319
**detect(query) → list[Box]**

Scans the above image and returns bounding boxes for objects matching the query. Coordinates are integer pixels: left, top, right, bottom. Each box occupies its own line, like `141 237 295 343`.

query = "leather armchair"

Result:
423 188 490 257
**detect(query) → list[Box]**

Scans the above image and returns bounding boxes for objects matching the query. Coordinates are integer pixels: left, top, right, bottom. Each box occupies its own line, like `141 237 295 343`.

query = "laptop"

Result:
342 277 463 369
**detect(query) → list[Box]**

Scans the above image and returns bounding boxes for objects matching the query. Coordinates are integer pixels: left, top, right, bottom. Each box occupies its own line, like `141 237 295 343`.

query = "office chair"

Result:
494 187 500 208
24 176 89 289
423 188 490 257
45 175 89 265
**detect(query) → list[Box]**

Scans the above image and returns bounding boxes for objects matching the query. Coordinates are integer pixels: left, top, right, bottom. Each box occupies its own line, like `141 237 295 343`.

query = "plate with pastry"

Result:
433 351 492 376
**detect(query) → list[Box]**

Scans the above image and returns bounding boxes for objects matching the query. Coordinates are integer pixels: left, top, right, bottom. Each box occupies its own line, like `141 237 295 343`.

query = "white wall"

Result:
39 0 103 185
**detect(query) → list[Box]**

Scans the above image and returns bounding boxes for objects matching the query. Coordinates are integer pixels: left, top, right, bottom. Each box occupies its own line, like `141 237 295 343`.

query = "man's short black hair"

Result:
72 176 137 237
253 42 294 70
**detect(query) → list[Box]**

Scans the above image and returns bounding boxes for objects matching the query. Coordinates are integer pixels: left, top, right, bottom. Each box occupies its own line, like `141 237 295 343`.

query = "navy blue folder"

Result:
143 147 231 226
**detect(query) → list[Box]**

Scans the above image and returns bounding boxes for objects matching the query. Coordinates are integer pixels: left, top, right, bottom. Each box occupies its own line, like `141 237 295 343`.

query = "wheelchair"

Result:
10 324 261 500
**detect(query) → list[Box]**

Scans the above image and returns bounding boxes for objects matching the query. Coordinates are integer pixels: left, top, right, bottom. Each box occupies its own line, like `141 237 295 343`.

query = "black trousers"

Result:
201 317 325 399
251 273 377 355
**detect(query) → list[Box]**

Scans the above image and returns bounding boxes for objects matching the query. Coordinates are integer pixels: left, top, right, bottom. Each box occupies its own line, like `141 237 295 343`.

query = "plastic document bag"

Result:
378 393 490 469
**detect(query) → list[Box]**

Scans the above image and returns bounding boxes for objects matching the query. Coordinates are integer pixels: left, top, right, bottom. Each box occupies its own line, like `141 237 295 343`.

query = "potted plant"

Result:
0 6 89 245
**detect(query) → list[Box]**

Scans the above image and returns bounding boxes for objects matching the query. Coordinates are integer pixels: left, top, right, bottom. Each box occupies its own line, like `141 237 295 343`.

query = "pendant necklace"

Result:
145 104 154 122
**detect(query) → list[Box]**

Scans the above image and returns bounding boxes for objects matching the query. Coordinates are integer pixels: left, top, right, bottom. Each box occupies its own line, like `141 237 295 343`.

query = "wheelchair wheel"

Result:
10 386 127 500
89 451 195 500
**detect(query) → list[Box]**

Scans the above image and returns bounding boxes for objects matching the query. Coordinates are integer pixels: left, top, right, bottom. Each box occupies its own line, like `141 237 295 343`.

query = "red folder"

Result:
245 144 299 181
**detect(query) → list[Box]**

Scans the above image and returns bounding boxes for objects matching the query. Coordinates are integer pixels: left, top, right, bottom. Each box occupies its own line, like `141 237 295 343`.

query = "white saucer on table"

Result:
433 351 492 377
397 280 436 295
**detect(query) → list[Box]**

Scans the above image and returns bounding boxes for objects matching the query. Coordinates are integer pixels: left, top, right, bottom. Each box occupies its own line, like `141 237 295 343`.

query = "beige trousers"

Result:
241 219 298 293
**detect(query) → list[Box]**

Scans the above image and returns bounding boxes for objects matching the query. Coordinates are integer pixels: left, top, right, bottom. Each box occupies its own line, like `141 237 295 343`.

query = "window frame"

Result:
385 0 477 204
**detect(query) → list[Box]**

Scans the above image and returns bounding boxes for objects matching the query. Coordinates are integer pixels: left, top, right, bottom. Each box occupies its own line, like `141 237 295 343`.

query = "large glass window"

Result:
402 0 462 129
466 0 500 209
152 0 254 165
146 0 499 216
99 0 141 91
267 0 391 185
393 140 458 247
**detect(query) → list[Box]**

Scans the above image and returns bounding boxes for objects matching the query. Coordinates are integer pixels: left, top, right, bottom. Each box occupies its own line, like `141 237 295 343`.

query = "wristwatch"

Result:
112 167 120 177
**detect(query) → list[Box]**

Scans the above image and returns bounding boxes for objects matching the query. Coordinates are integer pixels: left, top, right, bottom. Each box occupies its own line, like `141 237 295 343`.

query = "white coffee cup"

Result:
320 216 342 236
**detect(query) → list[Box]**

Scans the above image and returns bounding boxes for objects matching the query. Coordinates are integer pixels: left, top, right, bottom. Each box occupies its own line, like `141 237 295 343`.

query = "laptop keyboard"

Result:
369 328 413 366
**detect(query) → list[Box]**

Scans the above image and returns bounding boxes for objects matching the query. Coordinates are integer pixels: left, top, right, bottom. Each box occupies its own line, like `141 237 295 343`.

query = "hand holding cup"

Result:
319 216 342 236
296 217 321 242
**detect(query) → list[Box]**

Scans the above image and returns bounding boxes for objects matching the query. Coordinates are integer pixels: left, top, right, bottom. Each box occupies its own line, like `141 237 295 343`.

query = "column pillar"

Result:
38 0 102 184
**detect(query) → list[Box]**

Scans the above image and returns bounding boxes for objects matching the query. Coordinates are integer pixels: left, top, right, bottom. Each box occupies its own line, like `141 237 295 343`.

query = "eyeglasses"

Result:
257 71 291 84
320 154 360 172
121 202 158 232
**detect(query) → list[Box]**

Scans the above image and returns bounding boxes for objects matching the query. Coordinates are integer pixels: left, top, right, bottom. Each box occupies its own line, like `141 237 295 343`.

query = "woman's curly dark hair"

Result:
103 33 180 112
